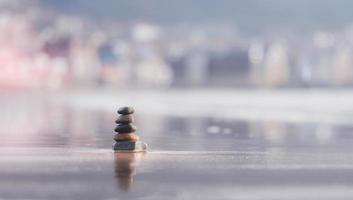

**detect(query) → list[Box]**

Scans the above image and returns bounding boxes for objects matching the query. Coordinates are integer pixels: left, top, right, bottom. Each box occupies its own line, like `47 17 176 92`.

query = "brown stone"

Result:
114 133 139 142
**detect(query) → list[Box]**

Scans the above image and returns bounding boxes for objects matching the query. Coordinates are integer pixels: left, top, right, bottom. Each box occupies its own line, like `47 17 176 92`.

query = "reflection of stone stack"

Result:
114 153 145 192
113 107 147 152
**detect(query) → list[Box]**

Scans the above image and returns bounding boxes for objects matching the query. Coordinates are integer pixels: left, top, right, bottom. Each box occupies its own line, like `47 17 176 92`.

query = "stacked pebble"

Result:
113 106 147 152
114 107 138 142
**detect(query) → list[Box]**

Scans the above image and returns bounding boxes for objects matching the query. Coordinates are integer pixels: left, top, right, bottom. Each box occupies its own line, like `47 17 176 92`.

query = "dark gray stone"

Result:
117 107 135 115
113 141 147 152
115 114 134 124
114 124 137 133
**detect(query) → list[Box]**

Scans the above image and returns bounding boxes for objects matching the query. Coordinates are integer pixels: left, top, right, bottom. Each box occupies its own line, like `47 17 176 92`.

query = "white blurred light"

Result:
313 32 335 48
207 126 221 134
132 23 161 42
248 41 264 64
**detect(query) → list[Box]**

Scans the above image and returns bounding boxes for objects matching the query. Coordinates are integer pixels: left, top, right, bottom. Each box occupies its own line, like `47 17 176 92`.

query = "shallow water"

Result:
2 91 353 199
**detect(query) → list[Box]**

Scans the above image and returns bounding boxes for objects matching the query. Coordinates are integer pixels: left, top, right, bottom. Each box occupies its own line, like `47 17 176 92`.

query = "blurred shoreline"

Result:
2 88 353 125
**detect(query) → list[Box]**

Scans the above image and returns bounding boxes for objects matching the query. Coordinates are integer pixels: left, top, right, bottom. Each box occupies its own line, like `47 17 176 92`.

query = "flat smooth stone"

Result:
114 124 137 133
114 133 139 141
117 107 135 115
113 141 148 152
115 114 134 124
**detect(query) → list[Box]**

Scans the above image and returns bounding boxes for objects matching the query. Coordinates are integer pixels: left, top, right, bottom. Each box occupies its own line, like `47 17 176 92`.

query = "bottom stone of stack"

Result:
113 141 148 152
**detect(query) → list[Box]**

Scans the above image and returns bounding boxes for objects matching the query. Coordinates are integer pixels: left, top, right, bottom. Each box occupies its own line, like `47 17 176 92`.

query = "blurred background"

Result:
2 0 353 150
3 0 353 89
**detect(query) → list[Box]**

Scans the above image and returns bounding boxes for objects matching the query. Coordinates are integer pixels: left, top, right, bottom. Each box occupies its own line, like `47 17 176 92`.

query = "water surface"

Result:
1 91 353 199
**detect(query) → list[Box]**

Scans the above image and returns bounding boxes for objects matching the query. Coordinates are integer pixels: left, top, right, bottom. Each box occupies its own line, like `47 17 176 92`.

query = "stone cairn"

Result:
113 106 147 152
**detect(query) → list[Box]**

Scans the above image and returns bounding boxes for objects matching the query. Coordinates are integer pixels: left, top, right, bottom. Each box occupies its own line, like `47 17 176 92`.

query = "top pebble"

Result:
117 106 135 115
